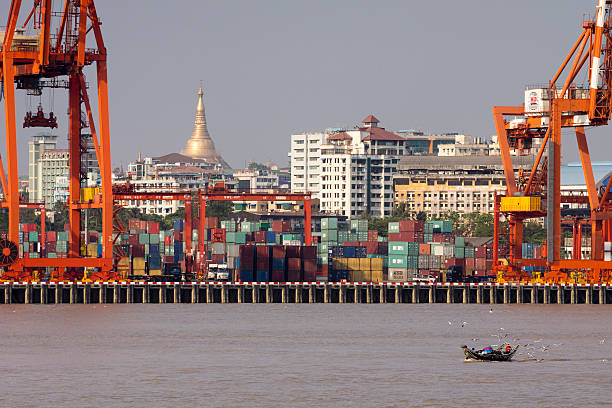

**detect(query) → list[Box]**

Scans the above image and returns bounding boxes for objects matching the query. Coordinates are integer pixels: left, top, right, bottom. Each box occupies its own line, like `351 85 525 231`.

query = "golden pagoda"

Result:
181 84 229 168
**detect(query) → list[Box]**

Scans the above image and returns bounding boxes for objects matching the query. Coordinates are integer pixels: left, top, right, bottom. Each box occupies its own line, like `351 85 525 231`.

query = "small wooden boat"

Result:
461 344 519 361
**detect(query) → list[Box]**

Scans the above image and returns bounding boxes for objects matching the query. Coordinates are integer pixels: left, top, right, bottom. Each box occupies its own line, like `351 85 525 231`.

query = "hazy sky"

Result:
1 1 610 173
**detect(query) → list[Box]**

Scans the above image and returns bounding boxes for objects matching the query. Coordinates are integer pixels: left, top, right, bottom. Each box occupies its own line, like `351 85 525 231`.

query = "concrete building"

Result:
40 149 69 206
319 115 403 217
394 155 534 216
289 131 328 198
233 169 280 193
28 132 57 202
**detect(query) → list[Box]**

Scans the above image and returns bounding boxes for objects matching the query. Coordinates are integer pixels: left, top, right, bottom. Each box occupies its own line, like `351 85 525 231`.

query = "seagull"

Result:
489 308 493 313
471 338 479 342
461 321 469 327
448 321 453 325
600 338 606 344
552 343 562 347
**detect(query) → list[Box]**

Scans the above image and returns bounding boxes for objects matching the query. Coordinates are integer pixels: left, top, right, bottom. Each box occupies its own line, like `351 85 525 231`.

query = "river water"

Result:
1 304 611 407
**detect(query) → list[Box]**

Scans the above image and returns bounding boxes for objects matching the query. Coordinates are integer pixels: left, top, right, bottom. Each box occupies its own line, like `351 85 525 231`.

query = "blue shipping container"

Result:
149 244 160 255
174 253 184 263
256 270 269 282
150 256 162 269
240 270 254 282
265 231 276 243
344 246 356 258
174 242 183 254
173 220 184 231
272 258 285 271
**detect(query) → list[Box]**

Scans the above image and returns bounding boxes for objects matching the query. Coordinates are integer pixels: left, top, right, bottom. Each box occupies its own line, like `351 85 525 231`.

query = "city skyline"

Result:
1 1 608 174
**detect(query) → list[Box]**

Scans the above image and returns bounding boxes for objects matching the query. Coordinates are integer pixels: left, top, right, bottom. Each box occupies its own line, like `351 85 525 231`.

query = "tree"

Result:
247 162 270 171
523 221 546 244
206 201 234 220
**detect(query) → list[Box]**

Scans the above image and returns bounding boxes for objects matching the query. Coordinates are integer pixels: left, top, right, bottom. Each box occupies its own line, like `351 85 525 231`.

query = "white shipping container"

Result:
605 242 612 252
432 244 444 256
525 88 550 116
605 252 612 262
211 242 225 255
388 268 407 282
227 244 240 258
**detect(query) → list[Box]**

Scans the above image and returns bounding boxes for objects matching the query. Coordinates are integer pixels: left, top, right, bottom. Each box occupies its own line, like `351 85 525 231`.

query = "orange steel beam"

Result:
588 0 607 119
549 99 562 262
78 73 102 168
3 1 22 51
77 0 88 67
0 153 9 198
3 57 19 244
21 0 40 29
185 196 192 256
304 197 312 246
87 2 106 52
96 59 113 262
68 74 82 258
493 106 522 195
38 0 51 66
575 127 600 210
54 0 70 53
550 29 588 88
198 191 206 267
524 126 550 194
599 172 612 208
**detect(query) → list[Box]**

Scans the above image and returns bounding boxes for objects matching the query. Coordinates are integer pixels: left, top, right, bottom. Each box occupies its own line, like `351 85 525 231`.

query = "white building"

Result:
319 115 404 217
233 169 280 193
289 131 328 198
28 133 57 202
40 149 69 206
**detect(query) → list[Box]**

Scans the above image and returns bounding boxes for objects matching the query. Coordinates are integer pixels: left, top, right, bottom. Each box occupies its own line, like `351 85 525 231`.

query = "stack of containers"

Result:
239 245 255 281
286 245 301 282
271 245 286 281
319 218 338 266
256 245 270 281
173 220 184 263
302 245 317 282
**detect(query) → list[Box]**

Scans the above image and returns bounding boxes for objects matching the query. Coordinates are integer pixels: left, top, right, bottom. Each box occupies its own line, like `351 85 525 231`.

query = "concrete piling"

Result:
1 282 607 305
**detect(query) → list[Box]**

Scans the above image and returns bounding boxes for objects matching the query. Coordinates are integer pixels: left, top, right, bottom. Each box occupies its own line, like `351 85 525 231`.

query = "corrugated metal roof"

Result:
561 162 612 186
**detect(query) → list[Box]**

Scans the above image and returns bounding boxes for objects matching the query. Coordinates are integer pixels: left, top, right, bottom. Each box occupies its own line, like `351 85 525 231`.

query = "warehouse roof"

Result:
397 155 535 171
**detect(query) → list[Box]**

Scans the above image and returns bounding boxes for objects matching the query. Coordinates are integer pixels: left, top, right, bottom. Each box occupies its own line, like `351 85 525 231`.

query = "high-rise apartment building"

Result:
289 131 327 198
28 132 57 202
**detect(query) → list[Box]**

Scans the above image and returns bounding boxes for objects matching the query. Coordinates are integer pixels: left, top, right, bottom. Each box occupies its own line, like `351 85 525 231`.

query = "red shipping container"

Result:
287 258 301 271
148 222 160 234
399 220 424 232
128 234 139 245
368 230 378 241
211 228 226 243
303 270 316 282
164 235 172 246
319 264 329 275
419 243 431 255
301 246 317 259
287 270 301 282
445 258 465 268
271 245 286 259
312 236 320 244
212 254 224 263
46 231 56 242
253 231 266 243
46 242 56 252
475 247 487 258
205 217 218 229
164 255 174 264
128 219 140 231
239 245 256 260
132 244 145 257
465 257 476 271
476 258 487 270
303 259 317 273
270 270 285 282
256 245 270 257
173 230 183 241
271 221 283 232
286 246 301 258
366 242 379 255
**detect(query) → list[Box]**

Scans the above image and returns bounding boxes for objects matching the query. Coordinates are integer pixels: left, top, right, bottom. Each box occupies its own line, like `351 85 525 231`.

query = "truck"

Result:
206 264 230 281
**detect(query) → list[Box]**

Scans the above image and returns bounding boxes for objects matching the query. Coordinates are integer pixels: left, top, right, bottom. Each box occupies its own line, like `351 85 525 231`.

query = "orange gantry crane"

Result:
1 0 115 280
493 0 612 283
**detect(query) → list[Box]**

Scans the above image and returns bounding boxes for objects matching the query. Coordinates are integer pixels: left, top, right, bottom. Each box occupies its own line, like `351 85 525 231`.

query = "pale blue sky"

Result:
1 1 609 172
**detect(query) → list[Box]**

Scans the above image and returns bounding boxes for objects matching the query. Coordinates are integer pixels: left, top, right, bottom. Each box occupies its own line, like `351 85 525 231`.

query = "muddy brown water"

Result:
1 304 611 407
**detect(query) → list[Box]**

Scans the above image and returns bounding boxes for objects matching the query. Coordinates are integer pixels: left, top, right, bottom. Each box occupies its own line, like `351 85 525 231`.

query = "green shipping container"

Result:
454 236 465 247
464 247 476 258
454 246 465 259
149 234 160 244
350 219 369 233
408 242 420 256
139 234 150 245
29 231 38 242
388 222 400 234
388 255 408 268
220 220 236 232
388 242 409 255
321 218 338 230
322 230 338 241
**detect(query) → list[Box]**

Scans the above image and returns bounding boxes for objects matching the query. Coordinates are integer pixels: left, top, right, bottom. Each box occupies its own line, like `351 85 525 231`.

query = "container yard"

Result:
2 0 612 289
